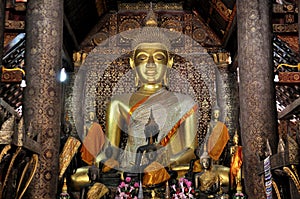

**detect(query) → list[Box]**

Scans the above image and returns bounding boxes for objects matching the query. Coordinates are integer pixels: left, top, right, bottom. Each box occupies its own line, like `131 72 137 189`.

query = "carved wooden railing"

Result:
0 98 40 199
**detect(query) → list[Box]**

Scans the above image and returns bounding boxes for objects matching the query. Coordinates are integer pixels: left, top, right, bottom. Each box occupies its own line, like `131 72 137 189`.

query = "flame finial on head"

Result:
145 2 157 27
131 2 171 50
200 143 210 160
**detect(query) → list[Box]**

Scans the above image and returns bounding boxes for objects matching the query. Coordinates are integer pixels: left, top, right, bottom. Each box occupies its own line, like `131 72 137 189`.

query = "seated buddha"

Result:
71 12 199 190
101 25 198 184
194 146 230 198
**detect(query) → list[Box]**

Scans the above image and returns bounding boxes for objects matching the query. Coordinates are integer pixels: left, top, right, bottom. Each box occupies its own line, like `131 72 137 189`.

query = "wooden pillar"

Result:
23 0 63 198
298 0 300 54
0 0 5 65
237 1 278 198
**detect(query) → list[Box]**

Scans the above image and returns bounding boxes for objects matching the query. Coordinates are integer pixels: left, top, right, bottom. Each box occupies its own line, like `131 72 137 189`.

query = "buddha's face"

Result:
213 109 220 120
88 171 98 181
131 43 172 84
201 157 211 169
88 112 95 121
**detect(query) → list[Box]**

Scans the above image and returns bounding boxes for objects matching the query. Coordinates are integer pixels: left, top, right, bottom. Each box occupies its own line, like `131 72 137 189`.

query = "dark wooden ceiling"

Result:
63 0 237 55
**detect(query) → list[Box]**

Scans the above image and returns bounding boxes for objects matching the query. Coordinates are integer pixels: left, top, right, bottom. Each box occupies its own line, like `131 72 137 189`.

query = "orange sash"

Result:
160 104 198 146
81 122 105 165
208 121 229 160
127 96 150 123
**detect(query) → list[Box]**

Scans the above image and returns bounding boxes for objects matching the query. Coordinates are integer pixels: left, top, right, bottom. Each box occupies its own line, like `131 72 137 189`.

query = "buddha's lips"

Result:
145 70 157 76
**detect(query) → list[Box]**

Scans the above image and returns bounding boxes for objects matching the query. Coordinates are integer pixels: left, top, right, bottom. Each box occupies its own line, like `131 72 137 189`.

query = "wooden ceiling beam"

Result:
63 13 80 51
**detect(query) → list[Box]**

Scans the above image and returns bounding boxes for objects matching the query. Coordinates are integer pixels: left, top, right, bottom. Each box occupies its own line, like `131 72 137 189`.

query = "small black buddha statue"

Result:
124 109 160 183
134 109 159 171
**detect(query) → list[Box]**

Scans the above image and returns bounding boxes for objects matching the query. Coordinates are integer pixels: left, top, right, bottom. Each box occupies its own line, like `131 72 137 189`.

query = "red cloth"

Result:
81 122 105 165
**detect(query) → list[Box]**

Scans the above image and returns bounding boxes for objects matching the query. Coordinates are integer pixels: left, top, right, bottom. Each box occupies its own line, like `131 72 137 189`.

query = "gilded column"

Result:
23 0 63 198
237 0 278 198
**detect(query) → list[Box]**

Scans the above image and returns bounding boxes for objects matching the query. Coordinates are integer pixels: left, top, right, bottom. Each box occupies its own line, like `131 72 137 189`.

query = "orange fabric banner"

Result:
81 122 105 165
207 121 229 160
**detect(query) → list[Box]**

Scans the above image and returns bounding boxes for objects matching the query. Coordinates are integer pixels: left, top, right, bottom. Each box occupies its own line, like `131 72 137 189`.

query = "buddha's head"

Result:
129 3 173 86
130 42 173 86
88 111 96 122
200 151 212 170
200 145 211 169
88 164 99 182
212 103 220 121
130 27 173 87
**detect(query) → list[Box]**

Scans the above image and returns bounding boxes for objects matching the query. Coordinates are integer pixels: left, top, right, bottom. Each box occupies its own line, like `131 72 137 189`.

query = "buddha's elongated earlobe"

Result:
167 56 174 68
129 57 135 69
164 56 173 87
163 69 169 87
135 74 139 87
130 57 139 87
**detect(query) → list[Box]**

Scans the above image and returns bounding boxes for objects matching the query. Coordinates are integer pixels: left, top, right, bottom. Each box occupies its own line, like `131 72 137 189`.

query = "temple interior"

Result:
0 0 300 198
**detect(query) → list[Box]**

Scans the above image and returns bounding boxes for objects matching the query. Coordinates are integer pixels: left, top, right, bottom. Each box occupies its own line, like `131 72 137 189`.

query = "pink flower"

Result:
119 192 125 197
171 178 195 198
119 181 126 188
186 180 192 188
125 177 131 183
134 182 139 188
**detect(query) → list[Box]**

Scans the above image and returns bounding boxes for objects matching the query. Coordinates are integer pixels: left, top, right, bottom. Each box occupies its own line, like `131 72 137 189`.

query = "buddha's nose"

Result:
146 56 156 68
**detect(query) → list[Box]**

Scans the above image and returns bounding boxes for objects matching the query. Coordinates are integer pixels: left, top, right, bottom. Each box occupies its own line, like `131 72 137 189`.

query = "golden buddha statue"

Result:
195 147 220 197
81 111 105 165
71 8 199 190
101 17 198 182
193 146 230 199
229 130 243 193
207 104 229 162
80 164 109 199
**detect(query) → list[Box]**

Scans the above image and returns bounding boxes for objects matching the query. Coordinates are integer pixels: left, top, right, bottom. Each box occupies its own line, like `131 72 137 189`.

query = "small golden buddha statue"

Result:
195 147 220 196
80 111 105 165
80 164 109 199
230 130 243 193
207 104 229 162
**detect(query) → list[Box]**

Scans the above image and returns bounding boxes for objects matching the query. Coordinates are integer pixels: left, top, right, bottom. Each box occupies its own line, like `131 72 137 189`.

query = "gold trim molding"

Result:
211 52 231 66
118 2 183 11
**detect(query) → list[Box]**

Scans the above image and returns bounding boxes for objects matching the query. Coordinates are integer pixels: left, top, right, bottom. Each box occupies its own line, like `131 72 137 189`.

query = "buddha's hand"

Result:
102 158 119 172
